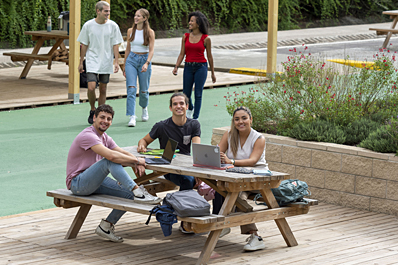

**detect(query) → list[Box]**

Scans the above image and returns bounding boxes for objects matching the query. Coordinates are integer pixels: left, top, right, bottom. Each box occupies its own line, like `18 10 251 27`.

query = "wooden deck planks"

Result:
0 63 256 110
1 203 398 264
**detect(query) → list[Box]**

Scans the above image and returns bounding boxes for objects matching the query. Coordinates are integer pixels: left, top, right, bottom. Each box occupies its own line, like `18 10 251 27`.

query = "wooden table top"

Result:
124 146 290 183
383 10 398 16
24 30 69 39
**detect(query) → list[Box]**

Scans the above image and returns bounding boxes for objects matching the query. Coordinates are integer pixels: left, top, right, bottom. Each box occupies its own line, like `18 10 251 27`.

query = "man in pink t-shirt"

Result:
66 104 161 243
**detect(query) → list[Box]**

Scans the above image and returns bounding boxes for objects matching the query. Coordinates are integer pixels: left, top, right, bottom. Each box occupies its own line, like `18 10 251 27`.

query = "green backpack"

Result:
254 179 311 207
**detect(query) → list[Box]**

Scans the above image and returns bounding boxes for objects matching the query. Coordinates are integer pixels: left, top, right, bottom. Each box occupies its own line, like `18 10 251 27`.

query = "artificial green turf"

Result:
0 84 255 217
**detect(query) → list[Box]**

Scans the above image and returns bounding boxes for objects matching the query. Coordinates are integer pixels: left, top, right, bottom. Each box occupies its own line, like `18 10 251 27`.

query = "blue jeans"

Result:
70 158 137 224
183 62 208 119
125 53 152 116
164 173 195 190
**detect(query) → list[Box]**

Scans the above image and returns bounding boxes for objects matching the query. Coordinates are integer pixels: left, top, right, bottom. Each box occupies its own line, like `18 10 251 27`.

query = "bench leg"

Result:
260 188 298 247
20 38 45 79
196 192 239 265
65 204 92 239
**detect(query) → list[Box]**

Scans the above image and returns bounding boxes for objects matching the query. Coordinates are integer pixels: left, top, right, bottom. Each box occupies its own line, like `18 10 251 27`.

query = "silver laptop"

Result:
192 143 233 170
145 138 178 164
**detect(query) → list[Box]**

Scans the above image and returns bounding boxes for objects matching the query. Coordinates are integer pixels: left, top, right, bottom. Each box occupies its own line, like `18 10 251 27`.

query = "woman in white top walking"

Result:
123 8 155 127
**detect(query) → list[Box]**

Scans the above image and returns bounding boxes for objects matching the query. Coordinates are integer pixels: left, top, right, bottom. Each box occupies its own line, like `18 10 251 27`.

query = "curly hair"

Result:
188 11 209 35
95 104 114 118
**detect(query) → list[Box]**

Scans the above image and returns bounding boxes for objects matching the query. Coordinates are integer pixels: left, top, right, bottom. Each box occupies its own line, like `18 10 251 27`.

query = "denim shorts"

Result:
87 73 110 84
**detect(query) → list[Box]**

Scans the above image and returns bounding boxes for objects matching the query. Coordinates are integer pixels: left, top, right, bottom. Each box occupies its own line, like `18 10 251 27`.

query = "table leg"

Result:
260 188 298 247
383 16 398 49
46 38 65 70
65 204 92 239
196 192 239 265
20 38 45 79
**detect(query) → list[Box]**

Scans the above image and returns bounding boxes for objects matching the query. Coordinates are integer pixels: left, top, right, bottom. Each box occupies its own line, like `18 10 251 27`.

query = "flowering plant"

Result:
226 45 398 137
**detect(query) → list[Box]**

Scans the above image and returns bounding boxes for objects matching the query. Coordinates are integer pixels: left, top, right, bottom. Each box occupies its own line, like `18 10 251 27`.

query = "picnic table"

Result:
369 10 398 48
3 30 70 79
3 30 126 79
47 146 317 265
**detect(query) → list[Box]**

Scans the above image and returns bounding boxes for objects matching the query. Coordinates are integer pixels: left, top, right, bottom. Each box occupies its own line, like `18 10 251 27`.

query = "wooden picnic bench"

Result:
3 30 70 79
3 30 126 79
47 188 317 238
369 10 398 48
47 147 318 265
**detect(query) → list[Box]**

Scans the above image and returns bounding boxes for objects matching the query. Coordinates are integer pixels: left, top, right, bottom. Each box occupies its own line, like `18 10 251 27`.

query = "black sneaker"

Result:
88 110 95 124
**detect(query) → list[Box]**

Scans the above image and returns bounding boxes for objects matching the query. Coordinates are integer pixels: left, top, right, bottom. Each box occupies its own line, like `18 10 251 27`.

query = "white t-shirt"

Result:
77 19 123 74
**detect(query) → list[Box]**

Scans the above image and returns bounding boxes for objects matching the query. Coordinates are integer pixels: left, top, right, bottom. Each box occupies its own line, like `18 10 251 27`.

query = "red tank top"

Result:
184 33 208 63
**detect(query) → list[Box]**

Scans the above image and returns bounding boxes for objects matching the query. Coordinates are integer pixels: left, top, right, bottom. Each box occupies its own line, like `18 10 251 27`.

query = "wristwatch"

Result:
231 159 235 165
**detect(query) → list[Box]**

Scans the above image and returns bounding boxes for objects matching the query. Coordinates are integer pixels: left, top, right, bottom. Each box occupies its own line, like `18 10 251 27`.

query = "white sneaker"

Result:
243 234 266 251
128 115 136 127
95 219 124 243
141 107 149 122
186 109 193 119
133 185 162 204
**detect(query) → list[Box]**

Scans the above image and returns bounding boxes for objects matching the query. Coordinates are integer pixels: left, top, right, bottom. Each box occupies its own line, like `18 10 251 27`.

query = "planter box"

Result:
212 126 398 216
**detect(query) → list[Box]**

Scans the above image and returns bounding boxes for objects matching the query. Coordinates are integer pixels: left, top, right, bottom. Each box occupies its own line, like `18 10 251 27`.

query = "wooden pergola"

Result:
68 0 279 103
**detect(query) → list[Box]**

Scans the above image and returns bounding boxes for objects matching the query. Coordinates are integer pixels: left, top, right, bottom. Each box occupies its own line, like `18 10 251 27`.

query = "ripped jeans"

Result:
125 52 152 116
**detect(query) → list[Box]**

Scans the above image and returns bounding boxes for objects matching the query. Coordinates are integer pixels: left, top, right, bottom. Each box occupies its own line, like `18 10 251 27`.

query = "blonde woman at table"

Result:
123 8 155 127
214 106 268 251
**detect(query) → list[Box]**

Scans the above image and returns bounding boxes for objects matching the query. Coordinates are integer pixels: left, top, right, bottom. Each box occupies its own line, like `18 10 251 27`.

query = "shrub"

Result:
224 46 398 153
288 119 346 144
344 118 380 145
359 126 398 153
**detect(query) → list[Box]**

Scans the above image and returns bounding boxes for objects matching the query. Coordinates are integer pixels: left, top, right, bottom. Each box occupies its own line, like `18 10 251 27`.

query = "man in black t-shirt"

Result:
137 92 200 190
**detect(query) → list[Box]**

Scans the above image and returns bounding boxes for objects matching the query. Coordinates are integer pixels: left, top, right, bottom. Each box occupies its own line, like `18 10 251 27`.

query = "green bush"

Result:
288 119 346 144
225 47 398 153
359 126 398 153
344 118 380 145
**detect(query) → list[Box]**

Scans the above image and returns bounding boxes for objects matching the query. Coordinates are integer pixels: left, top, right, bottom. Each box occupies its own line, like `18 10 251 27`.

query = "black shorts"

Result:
86 73 110 84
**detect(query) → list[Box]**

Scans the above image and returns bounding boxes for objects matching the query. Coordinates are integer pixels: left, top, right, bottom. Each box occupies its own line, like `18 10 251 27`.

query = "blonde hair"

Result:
95 1 109 12
228 106 252 158
129 8 152 46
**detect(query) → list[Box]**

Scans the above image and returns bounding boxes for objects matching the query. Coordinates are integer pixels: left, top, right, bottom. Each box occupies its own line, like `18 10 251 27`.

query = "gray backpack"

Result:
164 190 211 217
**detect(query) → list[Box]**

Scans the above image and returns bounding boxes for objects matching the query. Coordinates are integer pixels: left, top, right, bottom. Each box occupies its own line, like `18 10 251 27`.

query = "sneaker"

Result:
141 107 149 122
243 234 266 251
179 222 195 234
133 185 162 204
95 219 124 243
220 227 231 238
186 109 193 119
128 115 136 127
88 110 95 124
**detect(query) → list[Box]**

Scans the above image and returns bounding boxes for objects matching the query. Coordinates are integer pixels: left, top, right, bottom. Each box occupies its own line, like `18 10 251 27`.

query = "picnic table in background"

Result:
3 31 127 79
3 30 69 79
370 10 398 49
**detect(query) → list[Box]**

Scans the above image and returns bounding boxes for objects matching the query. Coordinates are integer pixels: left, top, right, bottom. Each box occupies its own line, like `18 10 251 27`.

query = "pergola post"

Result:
267 0 278 79
68 0 111 104
68 0 81 104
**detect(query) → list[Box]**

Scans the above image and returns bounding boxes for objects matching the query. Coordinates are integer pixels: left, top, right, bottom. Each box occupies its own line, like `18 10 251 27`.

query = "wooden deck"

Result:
0 63 258 111
1 192 398 264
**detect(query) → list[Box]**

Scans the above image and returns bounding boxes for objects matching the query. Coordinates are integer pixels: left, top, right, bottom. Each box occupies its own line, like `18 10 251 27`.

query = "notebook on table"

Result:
144 138 178 164
192 143 234 170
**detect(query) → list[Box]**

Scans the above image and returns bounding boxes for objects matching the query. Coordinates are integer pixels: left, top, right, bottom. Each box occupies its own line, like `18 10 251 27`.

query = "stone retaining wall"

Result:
212 126 398 216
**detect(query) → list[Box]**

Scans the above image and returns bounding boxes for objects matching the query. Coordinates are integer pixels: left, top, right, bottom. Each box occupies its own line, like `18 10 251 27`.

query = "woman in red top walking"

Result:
172 11 216 119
